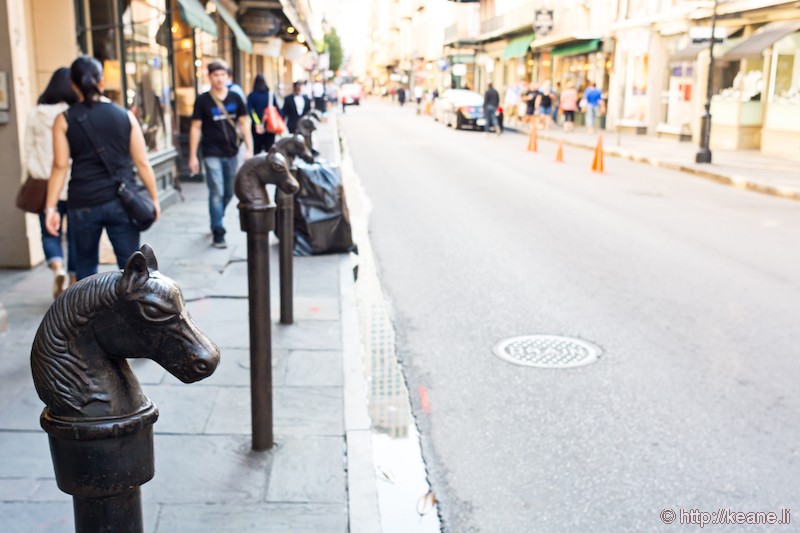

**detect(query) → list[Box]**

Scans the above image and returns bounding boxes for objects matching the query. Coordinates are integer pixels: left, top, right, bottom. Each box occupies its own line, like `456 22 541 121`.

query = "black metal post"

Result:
276 189 294 324
696 0 718 164
240 205 276 451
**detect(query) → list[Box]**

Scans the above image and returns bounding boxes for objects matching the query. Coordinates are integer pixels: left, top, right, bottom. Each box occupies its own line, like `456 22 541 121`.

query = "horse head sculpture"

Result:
296 116 319 156
234 148 300 207
31 245 220 420
273 133 314 165
308 110 323 123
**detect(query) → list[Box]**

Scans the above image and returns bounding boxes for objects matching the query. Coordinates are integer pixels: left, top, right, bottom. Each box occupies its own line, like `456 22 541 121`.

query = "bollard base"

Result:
74 488 143 533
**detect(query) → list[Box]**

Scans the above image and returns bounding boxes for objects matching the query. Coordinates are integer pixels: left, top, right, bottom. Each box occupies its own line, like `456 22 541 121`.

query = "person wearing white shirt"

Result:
282 81 311 133
312 80 326 112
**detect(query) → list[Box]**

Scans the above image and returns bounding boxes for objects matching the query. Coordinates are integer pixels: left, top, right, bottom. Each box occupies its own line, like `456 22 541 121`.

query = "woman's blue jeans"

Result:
68 198 140 280
39 200 75 273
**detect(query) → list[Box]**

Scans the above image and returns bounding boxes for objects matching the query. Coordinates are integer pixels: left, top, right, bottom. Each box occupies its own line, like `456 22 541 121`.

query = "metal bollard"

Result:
30 245 220 533
272 134 314 325
276 189 294 324
234 148 300 451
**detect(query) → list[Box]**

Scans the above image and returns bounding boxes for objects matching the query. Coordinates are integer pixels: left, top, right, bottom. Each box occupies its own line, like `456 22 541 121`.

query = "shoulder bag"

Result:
210 93 243 148
16 175 49 213
263 93 286 135
76 112 156 231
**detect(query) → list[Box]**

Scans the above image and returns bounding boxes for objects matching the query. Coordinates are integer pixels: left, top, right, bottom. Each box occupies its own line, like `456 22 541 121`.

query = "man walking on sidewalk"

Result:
188 60 253 249
484 83 501 135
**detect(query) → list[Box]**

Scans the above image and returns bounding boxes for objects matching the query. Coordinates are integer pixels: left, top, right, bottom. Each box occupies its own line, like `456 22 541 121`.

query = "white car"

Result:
432 89 485 130
341 84 362 107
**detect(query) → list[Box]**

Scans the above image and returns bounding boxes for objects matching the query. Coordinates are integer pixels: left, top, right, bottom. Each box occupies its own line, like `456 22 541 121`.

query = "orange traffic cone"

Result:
591 134 604 173
554 140 564 163
527 127 538 152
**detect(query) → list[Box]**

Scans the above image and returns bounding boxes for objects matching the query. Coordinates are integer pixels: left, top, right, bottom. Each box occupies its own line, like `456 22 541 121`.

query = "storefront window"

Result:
771 32 800 104
76 0 175 154
122 0 173 153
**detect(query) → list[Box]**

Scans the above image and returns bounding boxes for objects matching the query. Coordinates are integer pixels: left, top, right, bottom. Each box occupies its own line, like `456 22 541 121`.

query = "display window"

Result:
76 0 175 154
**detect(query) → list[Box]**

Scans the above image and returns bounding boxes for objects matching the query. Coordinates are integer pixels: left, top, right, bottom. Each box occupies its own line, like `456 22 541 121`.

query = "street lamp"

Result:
696 0 719 164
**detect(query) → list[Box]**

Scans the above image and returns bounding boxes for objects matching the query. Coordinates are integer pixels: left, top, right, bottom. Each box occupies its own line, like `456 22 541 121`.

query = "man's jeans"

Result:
586 105 599 129
484 105 498 132
68 198 140 280
204 156 238 234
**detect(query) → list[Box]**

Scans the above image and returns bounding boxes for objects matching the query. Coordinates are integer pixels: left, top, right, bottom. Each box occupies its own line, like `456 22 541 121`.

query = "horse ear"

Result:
119 251 149 294
139 244 159 271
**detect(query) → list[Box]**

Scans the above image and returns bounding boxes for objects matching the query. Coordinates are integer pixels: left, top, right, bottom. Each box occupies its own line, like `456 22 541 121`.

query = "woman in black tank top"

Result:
44 56 161 281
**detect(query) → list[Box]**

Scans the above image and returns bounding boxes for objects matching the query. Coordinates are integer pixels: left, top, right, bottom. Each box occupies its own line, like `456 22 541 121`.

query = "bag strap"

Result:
210 92 242 145
76 110 124 189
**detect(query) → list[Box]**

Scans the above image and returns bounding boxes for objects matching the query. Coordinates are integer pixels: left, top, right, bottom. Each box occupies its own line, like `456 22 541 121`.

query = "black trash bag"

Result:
292 159 356 256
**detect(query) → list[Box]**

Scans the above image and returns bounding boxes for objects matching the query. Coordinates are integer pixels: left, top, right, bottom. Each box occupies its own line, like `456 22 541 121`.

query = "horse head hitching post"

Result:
30 244 220 533
235 148 300 450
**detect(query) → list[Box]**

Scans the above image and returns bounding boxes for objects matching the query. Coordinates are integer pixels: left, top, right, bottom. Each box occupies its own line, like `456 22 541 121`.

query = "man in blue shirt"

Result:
584 82 603 134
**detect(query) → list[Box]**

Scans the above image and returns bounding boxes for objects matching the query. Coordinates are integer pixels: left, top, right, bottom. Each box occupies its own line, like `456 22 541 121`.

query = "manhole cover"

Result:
492 336 601 369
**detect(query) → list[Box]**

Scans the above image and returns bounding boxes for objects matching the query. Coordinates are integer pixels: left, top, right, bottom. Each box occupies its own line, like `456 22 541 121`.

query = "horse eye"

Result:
139 303 173 322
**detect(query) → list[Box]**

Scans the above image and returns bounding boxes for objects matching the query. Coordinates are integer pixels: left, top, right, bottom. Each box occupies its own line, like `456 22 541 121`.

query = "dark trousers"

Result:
68 198 140 280
252 129 276 155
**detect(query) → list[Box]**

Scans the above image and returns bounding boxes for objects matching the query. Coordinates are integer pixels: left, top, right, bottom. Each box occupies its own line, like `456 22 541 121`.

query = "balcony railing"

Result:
479 2 534 38
444 21 479 45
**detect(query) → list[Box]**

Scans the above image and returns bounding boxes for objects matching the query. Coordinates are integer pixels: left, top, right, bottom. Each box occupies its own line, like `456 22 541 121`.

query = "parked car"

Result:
341 83 362 107
432 89 485 130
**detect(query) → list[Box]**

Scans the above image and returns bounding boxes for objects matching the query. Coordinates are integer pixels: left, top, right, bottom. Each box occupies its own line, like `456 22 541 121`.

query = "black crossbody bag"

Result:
76 112 156 231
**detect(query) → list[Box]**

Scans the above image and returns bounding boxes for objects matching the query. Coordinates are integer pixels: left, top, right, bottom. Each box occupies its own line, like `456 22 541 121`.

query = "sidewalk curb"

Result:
331 113 382 533
509 127 800 202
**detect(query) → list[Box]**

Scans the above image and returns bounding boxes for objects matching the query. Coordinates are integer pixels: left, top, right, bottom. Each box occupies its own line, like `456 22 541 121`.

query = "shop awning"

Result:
176 0 217 37
551 39 602 57
213 1 253 53
723 20 800 60
671 42 706 61
502 33 536 59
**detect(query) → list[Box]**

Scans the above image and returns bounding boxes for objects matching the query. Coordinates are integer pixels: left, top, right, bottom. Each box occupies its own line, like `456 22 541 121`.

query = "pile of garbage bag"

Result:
292 159 356 256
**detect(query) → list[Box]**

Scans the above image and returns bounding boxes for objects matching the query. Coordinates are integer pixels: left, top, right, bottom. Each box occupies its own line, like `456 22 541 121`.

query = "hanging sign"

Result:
533 9 554 36
240 9 280 39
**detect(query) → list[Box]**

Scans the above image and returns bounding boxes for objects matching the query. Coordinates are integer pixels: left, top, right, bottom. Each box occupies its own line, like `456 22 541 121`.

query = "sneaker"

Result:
53 269 67 299
212 232 227 249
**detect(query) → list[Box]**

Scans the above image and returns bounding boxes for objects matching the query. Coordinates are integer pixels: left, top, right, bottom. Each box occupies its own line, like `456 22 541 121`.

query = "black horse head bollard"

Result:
235 148 299 451
30 244 220 533
273 133 314 164
296 116 319 158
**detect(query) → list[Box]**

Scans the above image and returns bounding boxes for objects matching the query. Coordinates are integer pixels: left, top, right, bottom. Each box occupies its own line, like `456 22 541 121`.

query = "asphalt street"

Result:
339 100 800 532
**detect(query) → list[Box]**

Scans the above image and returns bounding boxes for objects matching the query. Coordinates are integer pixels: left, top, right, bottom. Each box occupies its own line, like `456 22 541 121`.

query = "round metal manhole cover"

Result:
492 336 602 369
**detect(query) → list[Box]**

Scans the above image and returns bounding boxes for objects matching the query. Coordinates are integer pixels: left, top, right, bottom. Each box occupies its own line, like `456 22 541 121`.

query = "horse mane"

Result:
30 271 119 415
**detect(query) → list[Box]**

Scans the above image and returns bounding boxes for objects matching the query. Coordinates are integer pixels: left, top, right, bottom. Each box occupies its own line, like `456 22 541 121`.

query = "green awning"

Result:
213 1 253 53
502 33 535 60
176 0 217 37
552 39 602 57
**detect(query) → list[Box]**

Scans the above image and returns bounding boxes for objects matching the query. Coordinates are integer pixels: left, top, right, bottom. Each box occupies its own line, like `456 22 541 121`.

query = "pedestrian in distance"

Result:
414 85 423 106
312 79 326 113
536 82 555 131
44 56 161 280
188 59 253 249
247 74 277 155
560 80 579 133
398 87 407 106
25 67 78 297
503 83 520 128
523 82 538 129
483 82 501 135
584 82 603 134
282 81 311 133
551 82 561 127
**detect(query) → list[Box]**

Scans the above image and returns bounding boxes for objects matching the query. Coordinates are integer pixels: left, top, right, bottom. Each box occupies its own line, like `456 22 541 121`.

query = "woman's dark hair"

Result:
252 74 269 93
38 67 78 106
70 56 104 106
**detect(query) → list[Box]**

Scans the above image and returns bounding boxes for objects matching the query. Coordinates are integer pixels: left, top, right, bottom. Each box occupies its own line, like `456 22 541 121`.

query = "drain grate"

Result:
492 336 601 369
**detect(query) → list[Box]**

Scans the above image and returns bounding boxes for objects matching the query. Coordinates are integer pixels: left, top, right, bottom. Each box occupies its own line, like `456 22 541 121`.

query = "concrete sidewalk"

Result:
505 122 800 201
0 115 380 532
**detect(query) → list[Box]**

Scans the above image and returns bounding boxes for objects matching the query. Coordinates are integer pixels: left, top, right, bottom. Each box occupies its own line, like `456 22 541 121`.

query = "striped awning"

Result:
213 1 253 53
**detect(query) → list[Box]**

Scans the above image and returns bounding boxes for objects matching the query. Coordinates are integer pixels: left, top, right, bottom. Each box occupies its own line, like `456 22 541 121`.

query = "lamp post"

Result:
696 0 719 164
